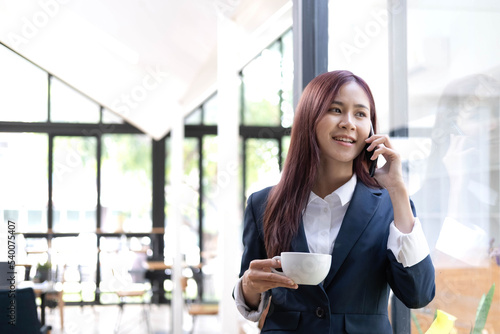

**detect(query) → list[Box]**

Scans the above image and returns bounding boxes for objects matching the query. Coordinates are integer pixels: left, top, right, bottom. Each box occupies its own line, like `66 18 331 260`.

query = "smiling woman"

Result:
233 70 435 333
315 82 372 177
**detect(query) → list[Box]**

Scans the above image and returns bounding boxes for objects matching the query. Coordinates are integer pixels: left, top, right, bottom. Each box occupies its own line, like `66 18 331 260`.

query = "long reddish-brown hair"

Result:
263 70 379 258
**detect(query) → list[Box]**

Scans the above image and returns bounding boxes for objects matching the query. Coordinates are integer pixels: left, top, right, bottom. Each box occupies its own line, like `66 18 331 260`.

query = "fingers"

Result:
365 134 392 151
244 259 298 293
370 144 400 162
248 258 281 271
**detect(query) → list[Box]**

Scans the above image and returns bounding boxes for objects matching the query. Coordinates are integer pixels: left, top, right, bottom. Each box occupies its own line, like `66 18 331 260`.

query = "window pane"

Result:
24 238 49 280
52 234 97 302
52 136 97 233
281 135 291 168
185 108 202 125
102 108 124 124
0 45 47 122
328 0 390 133
201 135 219 301
203 94 218 125
50 77 100 123
99 235 151 304
281 30 294 128
101 134 152 233
242 42 282 126
245 138 281 198
165 137 200 266
407 2 500 331
0 133 48 232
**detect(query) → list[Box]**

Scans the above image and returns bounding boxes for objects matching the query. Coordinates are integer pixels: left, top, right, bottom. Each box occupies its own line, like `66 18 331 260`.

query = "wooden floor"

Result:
43 303 222 334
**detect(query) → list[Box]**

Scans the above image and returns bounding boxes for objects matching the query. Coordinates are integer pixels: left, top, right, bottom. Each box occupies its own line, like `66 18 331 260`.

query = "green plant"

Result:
470 283 495 334
37 261 51 270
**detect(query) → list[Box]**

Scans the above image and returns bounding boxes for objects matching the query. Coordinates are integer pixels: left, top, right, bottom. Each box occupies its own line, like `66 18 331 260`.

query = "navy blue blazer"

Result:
239 182 435 333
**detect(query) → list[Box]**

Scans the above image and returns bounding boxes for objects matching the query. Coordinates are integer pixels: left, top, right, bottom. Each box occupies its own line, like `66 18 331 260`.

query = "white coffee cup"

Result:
271 252 332 285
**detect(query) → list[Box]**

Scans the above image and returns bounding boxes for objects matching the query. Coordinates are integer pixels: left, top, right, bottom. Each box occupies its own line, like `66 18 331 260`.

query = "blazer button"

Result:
315 307 325 318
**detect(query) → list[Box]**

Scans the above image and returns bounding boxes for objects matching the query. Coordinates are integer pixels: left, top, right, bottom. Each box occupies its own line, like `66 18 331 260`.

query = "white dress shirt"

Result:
234 174 430 321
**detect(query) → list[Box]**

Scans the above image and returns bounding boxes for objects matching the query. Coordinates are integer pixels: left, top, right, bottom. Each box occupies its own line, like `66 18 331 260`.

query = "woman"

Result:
234 70 435 333
414 74 500 258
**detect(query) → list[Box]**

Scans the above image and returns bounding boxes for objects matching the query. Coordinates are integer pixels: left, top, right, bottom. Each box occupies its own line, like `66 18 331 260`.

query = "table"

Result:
18 281 64 330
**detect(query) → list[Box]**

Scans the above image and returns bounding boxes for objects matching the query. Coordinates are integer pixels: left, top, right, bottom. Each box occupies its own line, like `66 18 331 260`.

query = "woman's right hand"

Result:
241 258 298 309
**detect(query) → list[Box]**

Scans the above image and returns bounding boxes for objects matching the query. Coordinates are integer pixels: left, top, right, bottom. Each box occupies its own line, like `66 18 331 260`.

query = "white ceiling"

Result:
0 0 292 139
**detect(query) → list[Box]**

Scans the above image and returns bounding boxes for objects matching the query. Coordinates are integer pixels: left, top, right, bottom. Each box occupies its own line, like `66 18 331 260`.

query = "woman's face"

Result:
316 81 372 165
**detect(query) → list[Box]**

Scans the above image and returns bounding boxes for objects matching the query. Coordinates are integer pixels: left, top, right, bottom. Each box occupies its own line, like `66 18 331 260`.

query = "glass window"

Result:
328 0 390 133
0 45 48 122
52 136 97 233
242 42 282 126
165 137 200 266
281 30 294 128
281 135 291 168
99 235 151 304
102 108 125 124
0 133 48 232
245 138 281 198
50 77 100 123
203 94 218 125
201 135 220 301
101 134 152 233
52 234 97 303
185 108 202 125
406 2 500 332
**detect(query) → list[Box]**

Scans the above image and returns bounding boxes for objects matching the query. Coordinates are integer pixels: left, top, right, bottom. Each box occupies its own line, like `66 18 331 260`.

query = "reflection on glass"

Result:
0 45 48 122
242 42 282 125
407 2 500 331
0 133 48 232
52 136 97 233
50 77 100 123
415 75 500 261
101 134 152 233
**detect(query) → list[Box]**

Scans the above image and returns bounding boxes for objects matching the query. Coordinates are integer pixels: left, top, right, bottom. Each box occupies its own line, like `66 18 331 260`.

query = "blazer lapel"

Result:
323 182 383 288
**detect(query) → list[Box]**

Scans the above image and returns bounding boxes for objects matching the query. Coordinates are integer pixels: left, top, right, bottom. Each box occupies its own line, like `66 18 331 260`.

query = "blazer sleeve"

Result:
385 200 436 309
239 189 269 278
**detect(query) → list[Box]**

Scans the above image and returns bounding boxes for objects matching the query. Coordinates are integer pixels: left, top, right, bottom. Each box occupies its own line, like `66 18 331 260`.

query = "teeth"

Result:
334 137 353 143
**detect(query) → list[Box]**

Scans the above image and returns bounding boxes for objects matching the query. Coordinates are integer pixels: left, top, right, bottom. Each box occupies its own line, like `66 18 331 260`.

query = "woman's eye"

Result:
329 108 341 113
356 111 367 117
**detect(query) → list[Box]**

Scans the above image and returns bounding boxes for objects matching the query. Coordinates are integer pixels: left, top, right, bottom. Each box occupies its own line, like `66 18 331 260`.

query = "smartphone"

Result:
365 122 377 177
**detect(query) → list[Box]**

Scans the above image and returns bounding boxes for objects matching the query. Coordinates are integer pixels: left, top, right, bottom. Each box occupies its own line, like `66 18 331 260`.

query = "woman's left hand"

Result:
365 134 415 233
365 134 405 191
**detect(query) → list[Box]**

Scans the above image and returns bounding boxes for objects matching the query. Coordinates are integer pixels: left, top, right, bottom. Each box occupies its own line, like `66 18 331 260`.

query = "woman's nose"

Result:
339 114 355 130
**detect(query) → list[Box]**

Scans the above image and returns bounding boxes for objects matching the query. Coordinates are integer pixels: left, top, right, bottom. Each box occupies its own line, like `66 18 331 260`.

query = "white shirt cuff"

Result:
387 217 430 267
233 277 270 322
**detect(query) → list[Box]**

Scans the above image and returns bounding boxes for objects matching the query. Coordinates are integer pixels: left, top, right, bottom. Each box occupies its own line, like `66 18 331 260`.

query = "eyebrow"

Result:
330 101 369 110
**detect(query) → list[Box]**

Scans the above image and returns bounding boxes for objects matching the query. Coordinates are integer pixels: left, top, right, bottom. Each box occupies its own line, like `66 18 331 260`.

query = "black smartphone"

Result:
365 122 377 177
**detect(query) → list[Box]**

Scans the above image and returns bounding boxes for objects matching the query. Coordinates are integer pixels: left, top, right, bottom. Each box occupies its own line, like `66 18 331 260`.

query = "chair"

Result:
0 287 52 334
112 268 152 334
183 272 219 334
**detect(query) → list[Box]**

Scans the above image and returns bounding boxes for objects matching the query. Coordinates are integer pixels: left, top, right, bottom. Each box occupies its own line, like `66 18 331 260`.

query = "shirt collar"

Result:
308 174 357 207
